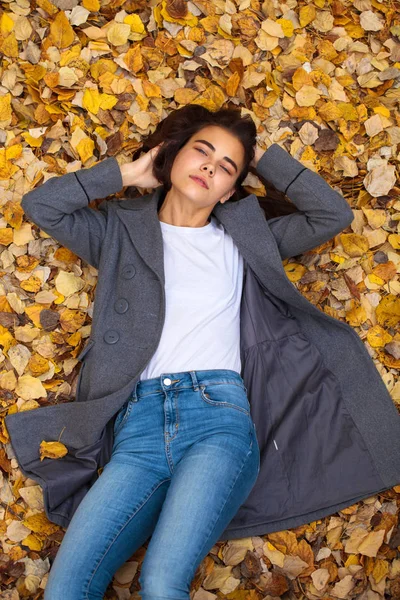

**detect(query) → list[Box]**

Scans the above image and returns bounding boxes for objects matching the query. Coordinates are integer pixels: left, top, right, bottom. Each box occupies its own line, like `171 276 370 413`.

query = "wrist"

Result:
119 163 134 187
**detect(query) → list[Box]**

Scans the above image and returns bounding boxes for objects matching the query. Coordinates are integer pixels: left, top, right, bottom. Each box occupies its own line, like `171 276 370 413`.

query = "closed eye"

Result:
195 148 231 174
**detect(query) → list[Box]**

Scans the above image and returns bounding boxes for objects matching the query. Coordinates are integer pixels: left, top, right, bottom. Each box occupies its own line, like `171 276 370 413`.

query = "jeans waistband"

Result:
130 369 245 400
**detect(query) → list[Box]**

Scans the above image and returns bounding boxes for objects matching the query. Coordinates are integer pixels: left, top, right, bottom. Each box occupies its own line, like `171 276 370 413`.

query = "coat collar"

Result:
114 186 273 281
114 187 318 317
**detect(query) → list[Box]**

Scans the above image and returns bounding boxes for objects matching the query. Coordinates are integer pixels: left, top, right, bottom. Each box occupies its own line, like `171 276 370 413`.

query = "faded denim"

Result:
44 369 260 600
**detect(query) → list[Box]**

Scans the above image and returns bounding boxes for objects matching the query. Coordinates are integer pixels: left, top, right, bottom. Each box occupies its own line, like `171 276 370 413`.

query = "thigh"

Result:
44 460 170 600
139 426 260 599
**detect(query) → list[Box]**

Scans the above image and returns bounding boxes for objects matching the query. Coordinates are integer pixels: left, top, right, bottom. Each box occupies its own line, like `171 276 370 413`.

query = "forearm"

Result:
255 144 353 224
19 158 123 269
21 157 123 222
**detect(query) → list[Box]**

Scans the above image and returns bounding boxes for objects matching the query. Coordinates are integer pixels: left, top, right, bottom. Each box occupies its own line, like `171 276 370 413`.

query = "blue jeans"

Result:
44 369 260 600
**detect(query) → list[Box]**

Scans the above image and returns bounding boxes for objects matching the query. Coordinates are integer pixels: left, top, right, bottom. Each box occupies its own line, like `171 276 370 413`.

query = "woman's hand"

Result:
250 143 267 169
120 143 164 189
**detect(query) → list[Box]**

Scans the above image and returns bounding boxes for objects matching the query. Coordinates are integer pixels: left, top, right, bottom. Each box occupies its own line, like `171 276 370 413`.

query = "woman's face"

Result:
168 125 246 210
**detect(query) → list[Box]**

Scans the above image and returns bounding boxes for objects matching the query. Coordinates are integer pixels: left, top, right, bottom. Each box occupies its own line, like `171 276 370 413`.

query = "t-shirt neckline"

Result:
159 216 214 232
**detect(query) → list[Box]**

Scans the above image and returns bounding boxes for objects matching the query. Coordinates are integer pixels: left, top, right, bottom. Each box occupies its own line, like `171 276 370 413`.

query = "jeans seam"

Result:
84 477 171 599
186 438 254 588
114 400 133 437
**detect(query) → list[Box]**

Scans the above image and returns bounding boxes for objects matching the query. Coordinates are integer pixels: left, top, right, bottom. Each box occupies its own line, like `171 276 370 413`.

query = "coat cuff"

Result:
74 156 124 202
256 144 307 194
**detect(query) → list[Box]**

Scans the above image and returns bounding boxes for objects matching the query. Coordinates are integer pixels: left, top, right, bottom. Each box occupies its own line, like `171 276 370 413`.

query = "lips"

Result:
190 175 208 189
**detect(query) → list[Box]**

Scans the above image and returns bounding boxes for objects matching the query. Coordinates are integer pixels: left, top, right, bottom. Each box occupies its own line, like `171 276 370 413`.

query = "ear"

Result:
220 188 236 204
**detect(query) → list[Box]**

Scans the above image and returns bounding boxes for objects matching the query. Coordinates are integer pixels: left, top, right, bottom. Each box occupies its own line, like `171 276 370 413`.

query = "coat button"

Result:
114 298 129 314
121 264 136 279
104 330 120 344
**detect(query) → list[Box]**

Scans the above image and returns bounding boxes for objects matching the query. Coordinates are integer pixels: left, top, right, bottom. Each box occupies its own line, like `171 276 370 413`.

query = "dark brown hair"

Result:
126 103 298 220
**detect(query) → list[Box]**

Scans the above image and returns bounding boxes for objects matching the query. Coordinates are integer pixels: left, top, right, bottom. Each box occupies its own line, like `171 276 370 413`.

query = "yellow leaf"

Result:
76 137 95 164
296 85 321 107
330 253 346 264
372 559 389 584
124 13 146 34
284 263 306 282
345 23 365 38
345 555 360 567
21 533 43 551
6 143 22 160
22 133 44 148
373 106 390 118
0 228 13 246
36 0 57 15
59 44 80 66
174 88 202 105
39 440 69 461
367 325 392 348
107 22 130 46
277 18 294 37
0 93 12 122
337 102 359 121
299 5 316 27
346 303 367 327
376 295 400 328
142 80 162 98
161 1 198 26
0 325 15 353
94 125 110 140
99 93 118 110
22 512 59 535
123 45 143 73
20 275 42 293
82 88 101 114
367 273 385 286
0 32 19 58
292 67 313 91
340 233 369 257
318 101 342 121
90 58 118 80
50 11 75 49
82 0 100 11
0 12 14 35
388 233 400 250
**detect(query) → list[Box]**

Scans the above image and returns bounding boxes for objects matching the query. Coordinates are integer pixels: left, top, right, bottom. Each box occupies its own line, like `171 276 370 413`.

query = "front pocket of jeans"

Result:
113 401 132 437
199 383 250 416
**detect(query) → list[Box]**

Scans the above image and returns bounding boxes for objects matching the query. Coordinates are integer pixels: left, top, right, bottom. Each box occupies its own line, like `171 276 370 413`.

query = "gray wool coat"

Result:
5 144 400 541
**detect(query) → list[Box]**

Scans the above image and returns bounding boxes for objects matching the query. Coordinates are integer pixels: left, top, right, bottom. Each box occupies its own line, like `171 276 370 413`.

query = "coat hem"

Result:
7 444 71 528
217 483 395 541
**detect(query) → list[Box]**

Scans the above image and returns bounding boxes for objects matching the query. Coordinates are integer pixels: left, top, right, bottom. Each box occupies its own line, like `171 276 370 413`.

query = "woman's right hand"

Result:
120 143 164 189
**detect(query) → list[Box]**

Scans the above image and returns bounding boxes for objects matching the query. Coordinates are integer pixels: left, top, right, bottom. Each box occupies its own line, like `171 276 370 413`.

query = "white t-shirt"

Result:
140 215 244 380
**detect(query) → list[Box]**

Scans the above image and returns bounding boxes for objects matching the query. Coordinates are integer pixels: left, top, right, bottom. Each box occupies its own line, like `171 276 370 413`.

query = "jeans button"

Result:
163 378 172 386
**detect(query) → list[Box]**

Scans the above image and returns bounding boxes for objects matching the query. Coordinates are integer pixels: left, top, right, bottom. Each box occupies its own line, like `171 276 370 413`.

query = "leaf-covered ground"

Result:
0 0 399 598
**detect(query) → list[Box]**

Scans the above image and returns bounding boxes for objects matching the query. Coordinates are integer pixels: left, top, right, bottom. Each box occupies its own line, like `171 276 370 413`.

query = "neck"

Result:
157 188 212 228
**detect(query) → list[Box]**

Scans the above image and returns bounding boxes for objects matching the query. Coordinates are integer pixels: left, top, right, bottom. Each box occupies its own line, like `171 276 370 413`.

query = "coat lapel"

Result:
114 187 324 319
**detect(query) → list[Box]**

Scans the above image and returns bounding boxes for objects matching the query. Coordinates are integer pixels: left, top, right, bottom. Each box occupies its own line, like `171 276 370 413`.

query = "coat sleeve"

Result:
256 144 354 260
20 157 124 269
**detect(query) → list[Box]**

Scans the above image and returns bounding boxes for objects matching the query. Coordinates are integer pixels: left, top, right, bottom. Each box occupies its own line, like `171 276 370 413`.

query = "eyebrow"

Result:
193 139 238 173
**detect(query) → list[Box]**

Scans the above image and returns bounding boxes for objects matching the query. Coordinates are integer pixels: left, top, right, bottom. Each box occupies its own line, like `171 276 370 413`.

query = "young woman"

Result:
14 105 395 599
41 105 266 599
